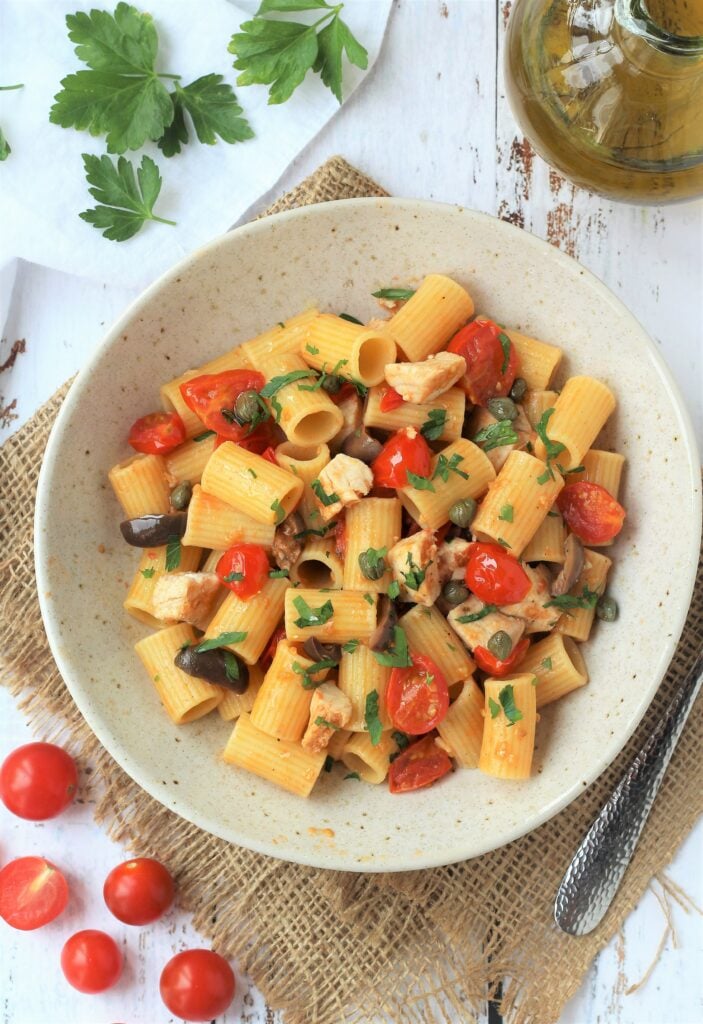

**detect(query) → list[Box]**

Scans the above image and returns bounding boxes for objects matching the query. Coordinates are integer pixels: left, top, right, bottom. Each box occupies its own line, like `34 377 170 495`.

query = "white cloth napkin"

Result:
0 0 391 301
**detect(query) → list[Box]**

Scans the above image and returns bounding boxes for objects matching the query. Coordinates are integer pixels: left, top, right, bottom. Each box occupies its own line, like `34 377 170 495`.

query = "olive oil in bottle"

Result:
505 0 703 202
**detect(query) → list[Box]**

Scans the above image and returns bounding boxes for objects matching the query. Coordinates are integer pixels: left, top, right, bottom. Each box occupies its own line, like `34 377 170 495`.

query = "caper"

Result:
170 480 192 511
487 630 513 661
448 498 477 529
442 580 469 606
509 377 527 402
321 374 343 395
358 549 386 580
596 595 618 622
487 396 518 421
234 389 262 423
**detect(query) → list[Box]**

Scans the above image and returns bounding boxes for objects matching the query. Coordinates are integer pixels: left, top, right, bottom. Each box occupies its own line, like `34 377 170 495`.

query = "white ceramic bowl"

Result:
35 198 701 871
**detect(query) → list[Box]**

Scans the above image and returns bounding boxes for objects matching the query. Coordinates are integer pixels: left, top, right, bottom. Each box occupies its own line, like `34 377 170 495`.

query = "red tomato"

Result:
103 858 175 926
464 542 531 605
160 949 235 1022
235 413 280 455
379 385 405 412
331 382 358 405
557 482 626 544
389 735 452 794
0 857 69 930
387 654 449 735
372 428 432 489
0 742 78 820
216 544 270 600
262 624 286 668
259 445 278 464
180 370 265 441
474 637 531 677
61 930 123 994
128 411 186 455
447 318 520 406
334 518 347 558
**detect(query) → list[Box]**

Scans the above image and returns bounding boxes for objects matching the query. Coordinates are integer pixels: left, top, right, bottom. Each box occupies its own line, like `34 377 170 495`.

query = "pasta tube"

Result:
250 640 330 741
342 497 402 593
290 537 344 589
284 588 377 643
341 731 399 784
398 439 496 531
382 275 474 362
223 713 326 797
124 544 202 628
218 662 264 721
238 309 319 367
274 441 331 528
533 376 616 470
399 604 475 684
471 450 564 557
364 386 465 443
474 318 562 390
301 314 397 387
256 351 344 446
202 577 290 664
479 675 537 780
201 441 304 525
135 624 222 724
164 434 216 486
521 511 567 564
436 678 484 768
518 633 588 708
109 454 171 517
338 642 391 731
182 485 275 550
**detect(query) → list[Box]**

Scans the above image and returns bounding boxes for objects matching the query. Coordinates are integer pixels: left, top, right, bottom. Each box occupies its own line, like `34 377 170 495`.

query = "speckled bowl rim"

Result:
35 197 702 871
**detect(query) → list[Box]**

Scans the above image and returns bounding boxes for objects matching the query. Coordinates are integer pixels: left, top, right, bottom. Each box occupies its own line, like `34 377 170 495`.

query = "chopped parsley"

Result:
223 571 244 583
363 593 374 606
292 595 334 629
497 537 512 549
339 312 363 325
402 553 428 591
223 650 240 682
311 479 339 507
364 690 383 746
406 470 435 492
420 408 446 441
455 603 497 624
392 730 410 751
196 631 248 653
473 419 519 452
498 684 523 726
305 343 320 355
299 358 349 392
271 499 285 524
140 567 155 579
544 586 599 612
193 429 216 442
268 569 289 578
315 716 340 731
342 638 359 654
498 331 512 375
498 504 514 522
547 509 560 518
292 657 338 689
293 522 337 540
247 468 258 479
560 464 585 475
371 626 412 667
372 287 415 300
260 369 317 400
433 452 468 482
542 657 553 670
344 772 361 781
165 536 181 571
535 409 566 483
323 755 334 772
488 697 501 719
387 580 401 600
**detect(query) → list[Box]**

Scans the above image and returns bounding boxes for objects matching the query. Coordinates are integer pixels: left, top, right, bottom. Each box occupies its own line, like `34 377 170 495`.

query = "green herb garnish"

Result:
371 626 412 668
196 631 248 652
342 638 359 654
455 603 497 624
344 771 361 781
305 343 320 355
140 567 155 579
271 498 285 524
498 331 511 375
420 408 446 441
311 479 339 506
402 553 427 591
498 504 514 523
406 471 435 492
472 419 519 452
488 697 501 719
535 408 566 483
315 716 340 731
79 154 176 241
339 312 363 325
223 650 240 682
363 593 374 606
387 580 400 600
223 571 244 582
498 684 523 726
268 569 289 578
433 452 468 482
364 689 383 746
542 657 553 670
544 586 599 612
292 595 334 629
165 535 181 571
372 287 415 300
260 369 317 401
193 429 216 442
292 657 337 689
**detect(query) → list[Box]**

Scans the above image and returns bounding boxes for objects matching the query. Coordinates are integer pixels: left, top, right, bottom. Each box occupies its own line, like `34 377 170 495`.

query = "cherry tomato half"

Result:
160 949 236 1022
0 742 78 820
180 370 265 442
447 318 520 406
128 411 186 455
464 542 531 606
372 428 432 489
103 857 175 926
61 930 123 994
557 481 626 544
334 518 347 558
474 637 531 677
259 445 278 464
379 385 405 412
216 544 270 600
389 735 452 794
0 857 69 930
387 654 449 735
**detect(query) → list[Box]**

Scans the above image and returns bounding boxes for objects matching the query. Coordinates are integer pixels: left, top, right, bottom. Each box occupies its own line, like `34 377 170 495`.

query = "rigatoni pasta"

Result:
135 624 223 724
380 274 474 361
109 454 171 517
301 314 397 387
398 439 496 531
201 442 304 525
342 497 402 593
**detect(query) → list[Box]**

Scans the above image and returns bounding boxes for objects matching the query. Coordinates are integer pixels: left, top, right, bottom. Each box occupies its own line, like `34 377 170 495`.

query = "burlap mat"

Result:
1 156 701 1024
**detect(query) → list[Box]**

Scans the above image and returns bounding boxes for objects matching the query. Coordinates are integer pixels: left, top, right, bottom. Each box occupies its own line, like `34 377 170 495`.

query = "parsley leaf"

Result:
344 771 361 781
292 657 337 689
270 498 286 524
315 715 340 731
420 408 447 442
406 470 435 492
311 479 339 506
542 657 553 670
223 571 244 583
0 126 10 162
473 419 519 452
157 74 253 157
391 730 409 751
498 504 514 522
387 580 400 600
342 638 359 654
305 342 320 355
196 631 248 652
488 697 501 719
339 312 362 325
269 568 289 578
293 522 337 540
260 369 317 399
79 154 175 241
535 408 566 482
298 358 348 391
372 626 412 668
223 650 240 682
455 603 497 624
498 331 512 375
229 1 367 106
140 567 155 579
544 586 599 611
497 537 512 549
402 553 427 591
193 429 216 442
498 684 523 726
165 535 181 571
372 287 415 300
363 593 375 606
293 595 334 629
364 689 383 746
433 452 469 482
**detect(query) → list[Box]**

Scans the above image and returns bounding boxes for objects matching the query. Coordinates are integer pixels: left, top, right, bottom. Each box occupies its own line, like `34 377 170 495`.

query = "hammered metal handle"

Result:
554 650 703 935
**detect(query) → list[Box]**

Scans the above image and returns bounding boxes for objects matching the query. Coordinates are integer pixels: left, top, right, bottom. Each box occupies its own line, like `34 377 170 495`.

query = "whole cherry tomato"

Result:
216 544 271 600
0 857 69 930
160 949 236 1022
557 481 626 544
180 370 265 442
0 742 77 820
387 654 449 735
379 385 405 412
389 735 452 794
61 930 123 994
474 637 531 677
128 411 186 455
447 318 519 406
372 428 432 489
464 542 531 605
103 857 175 926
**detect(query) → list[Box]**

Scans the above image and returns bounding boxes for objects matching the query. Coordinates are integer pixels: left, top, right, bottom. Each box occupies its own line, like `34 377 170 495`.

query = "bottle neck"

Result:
615 0 703 57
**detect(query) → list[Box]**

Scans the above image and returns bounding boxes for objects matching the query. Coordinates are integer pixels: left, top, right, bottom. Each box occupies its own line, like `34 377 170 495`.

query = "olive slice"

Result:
174 645 249 693
120 513 187 547
369 595 398 652
302 637 341 663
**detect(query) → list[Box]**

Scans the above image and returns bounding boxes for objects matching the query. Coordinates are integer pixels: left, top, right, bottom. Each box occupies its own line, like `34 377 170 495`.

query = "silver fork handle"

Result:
554 650 703 935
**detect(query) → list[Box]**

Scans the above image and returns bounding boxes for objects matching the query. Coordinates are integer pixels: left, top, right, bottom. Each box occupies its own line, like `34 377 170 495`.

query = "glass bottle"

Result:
504 0 703 202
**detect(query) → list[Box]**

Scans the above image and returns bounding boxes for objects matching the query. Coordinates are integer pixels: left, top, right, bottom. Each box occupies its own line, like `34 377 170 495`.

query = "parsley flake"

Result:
498 684 523 726
140 567 155 579
387 580 401 600
498 504 514 523
488 697 501 719
456 603 497 624
292 595 334 629
269 568 289 578
315 716 340 731
339 312 363 325
165 535 181 571
193 429 216 442
363 593 374 606
544 586 600 612
344 772 361 781
420 408 447 441
270 499 285 524
292 657 337 689
372 287 415 300
535 409 566 483
498 332 512 375
260 369 317 403
402 553 427 591
364 690 383 746
372 626 412 668
223 570 244 583
305 343 320 355
342 638 359 654
406 470 435 492
542 657 553 670
433 452 469 482
473 419 519 452
196 631 248 653
223 650 240 682
311 479 339 506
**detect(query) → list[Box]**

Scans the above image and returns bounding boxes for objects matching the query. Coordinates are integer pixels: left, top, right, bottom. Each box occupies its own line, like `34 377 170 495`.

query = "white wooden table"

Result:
1 2 702 1022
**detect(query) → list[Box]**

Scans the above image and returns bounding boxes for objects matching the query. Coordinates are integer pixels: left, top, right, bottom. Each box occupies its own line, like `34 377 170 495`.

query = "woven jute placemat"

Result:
1 156 702 1024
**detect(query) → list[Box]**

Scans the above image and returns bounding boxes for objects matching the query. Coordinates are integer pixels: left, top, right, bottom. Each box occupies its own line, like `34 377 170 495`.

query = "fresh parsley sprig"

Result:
434 452 468 482
196 631 248 653
364 689 383 746
79 154 175 241
544 586 599 612
535 408 566 483
455 603 497 624
0 84 24 161
420 409 446 442
229 0 369 106
293 595 334 629
473 419 519 453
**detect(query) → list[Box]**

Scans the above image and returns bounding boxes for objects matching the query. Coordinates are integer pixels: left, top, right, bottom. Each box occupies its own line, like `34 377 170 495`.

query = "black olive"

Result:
369 596 398 652
120 513 187 547
174 645 249 693
302 637 341 663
